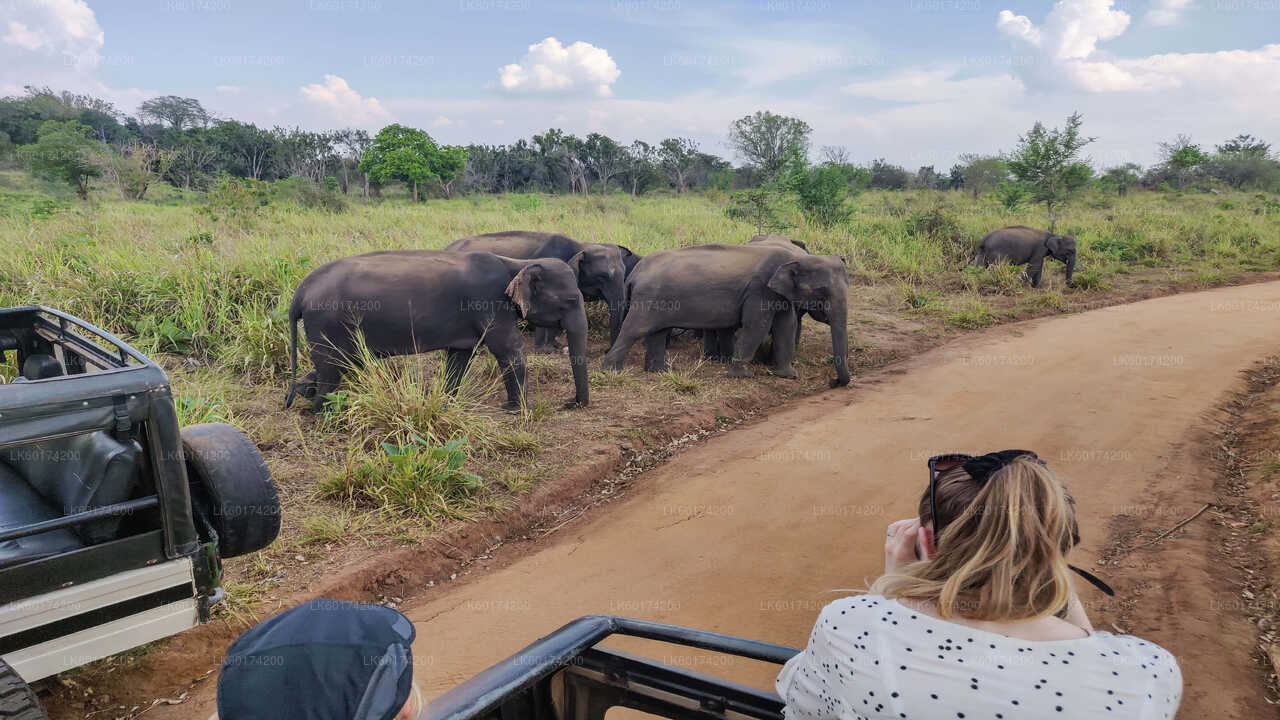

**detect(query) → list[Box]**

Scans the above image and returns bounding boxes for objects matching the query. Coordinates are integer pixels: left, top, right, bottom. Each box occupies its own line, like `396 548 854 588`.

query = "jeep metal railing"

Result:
423 615 799 720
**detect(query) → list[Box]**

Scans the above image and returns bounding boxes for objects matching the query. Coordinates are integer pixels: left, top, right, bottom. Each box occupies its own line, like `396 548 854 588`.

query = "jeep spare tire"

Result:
181 423 281 558
0 658 48 720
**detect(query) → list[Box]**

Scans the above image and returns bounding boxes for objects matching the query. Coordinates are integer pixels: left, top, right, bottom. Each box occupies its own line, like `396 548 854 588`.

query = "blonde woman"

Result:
776 450 1182 719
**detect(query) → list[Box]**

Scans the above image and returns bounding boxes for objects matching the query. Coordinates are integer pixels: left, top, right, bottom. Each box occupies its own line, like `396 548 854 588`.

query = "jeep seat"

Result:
4 432 142 545
0 461 84 568
22 354 63 380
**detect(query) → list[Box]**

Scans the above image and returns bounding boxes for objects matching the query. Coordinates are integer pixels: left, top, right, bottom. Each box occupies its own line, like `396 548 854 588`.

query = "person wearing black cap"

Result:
214 598 421 720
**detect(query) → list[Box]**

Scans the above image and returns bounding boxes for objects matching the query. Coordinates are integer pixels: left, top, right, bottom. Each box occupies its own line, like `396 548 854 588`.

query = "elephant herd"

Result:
285 225 1075 412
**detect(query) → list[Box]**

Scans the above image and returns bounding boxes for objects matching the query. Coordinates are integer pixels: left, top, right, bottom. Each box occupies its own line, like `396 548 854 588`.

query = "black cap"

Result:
217 598 416 720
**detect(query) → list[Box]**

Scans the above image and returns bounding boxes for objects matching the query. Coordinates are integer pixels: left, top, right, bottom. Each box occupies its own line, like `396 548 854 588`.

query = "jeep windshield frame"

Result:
423 615 799 720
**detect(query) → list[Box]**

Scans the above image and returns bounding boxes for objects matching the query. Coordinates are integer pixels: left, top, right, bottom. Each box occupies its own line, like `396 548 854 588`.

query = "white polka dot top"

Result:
776 595 1182 720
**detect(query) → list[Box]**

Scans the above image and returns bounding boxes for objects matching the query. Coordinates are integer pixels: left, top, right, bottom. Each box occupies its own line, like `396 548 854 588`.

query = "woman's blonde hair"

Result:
871 455 1080 621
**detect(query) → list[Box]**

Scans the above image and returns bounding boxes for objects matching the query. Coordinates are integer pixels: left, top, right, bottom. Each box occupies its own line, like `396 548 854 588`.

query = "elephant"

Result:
974 226 1077 288
701 235 813 363
602 243 851 387
446 231 640 352
285 250 589 412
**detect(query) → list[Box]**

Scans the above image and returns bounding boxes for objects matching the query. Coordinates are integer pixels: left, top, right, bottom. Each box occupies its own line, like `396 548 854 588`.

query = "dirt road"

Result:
169 281 1280 719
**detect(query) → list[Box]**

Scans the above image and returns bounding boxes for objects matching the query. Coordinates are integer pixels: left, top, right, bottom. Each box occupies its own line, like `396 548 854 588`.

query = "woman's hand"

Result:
884 518 925 575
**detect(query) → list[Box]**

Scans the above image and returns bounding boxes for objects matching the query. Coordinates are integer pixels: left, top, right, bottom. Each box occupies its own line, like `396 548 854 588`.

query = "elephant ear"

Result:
766 261 804 301
505 264 542 317
1045 234 1062 256
567 251 585 278
790 238 809 252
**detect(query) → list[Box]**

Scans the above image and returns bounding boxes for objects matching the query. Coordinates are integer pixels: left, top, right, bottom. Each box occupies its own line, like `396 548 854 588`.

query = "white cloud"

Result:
996 0 1279 96
432 115 454 128
1145 0 1194 26
1 0 104 89
498 37 620 97
215 85 243 94
298 75 390 127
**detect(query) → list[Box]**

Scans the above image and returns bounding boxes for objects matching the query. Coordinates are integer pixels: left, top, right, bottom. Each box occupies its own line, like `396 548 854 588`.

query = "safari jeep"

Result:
425 614 799 720
0 306 281 718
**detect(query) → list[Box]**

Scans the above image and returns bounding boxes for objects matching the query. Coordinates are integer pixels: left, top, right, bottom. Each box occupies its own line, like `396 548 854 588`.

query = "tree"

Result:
359 124 463 201
138 95 209 130
1100 163 1142 196
92 140 173 200
581 133 625 193
868 158 910 190
956 154 1007 199
623 140 662 196
18 120 101 199
912 165 944 190
209 120 275 180
1004 112 1095 231
725 186 791 235
1208 134 1278 190
433 144 466 198
334 128 372 195
658 137 700 193
727 111 811 180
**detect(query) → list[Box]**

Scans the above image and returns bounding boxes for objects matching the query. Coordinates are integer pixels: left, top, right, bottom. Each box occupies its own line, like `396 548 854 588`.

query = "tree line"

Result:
2 86 1277 217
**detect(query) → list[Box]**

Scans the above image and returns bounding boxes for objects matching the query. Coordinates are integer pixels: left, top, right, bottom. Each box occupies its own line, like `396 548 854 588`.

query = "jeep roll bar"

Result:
424 615 800 720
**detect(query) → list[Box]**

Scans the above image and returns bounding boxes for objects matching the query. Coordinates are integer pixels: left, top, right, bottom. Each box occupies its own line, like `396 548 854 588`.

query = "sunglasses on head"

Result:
926 450 1114 597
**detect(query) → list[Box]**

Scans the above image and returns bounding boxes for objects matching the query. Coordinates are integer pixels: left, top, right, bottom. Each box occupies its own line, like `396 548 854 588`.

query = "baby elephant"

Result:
285 250 589 412
974 226 1076 288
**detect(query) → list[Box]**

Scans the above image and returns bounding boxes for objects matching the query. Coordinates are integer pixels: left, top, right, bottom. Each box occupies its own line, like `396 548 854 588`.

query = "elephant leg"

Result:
644 329 672 372
1026 257 1045 288
768 310 798 379
443 346 477 394
702 328 733 362
728 302 773 378
309 357 342 412
533 326 562 354
483 326 527 410
715 329 735 363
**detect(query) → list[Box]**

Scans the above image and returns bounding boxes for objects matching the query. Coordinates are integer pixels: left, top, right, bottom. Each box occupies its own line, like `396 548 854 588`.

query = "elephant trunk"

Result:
1063 251 1076 285
603 280 626 345
828 300 851 387
564 311 591 407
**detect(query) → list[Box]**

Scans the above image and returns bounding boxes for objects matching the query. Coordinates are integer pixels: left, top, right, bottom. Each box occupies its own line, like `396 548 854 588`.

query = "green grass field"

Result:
4 170 1280 603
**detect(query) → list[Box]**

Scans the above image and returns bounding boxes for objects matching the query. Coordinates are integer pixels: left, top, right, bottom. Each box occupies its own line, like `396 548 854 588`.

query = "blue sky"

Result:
4 0 1279 166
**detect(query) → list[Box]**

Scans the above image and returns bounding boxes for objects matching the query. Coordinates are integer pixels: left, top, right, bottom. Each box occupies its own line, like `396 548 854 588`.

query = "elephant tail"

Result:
284 292 303 408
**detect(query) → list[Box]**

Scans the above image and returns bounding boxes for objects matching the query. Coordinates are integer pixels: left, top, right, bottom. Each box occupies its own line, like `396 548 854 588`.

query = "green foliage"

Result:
359 123 466 201
725 185 792 235
727 110 811 180
510 193 543 212
956 154 1008 198
271 176 348 212
1004 112 1095 229
994 181 1030 210
791 164 854 228
174 393 231 425
323 436 487 524
131 316 195 354
202 173 270 221
17 120 101 199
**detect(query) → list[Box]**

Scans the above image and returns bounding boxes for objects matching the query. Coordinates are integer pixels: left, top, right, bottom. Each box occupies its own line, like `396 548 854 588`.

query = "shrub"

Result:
994 181 1030 210
792 165 853 229
203 174 270 221
272 176 348 213
322 436 488 524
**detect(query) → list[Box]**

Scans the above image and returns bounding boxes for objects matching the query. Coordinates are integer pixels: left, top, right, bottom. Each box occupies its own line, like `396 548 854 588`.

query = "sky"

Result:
3 0 1278 167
